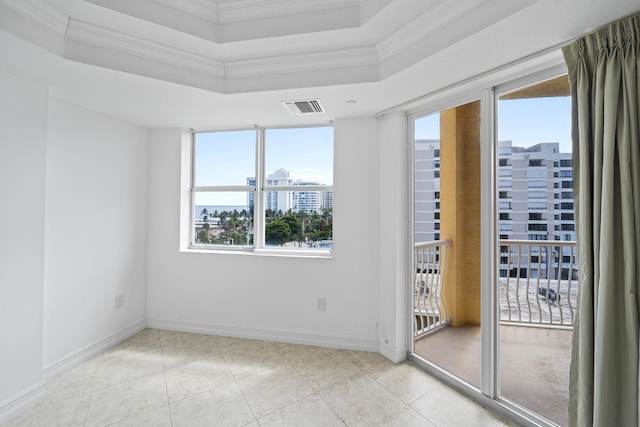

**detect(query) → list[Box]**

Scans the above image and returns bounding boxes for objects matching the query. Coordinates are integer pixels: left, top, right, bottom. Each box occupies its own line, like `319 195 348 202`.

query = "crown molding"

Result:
376 0 486 61
216 0 361 24
224 46 378 78
153 0 219 23
0 0 68 35
63 18 378 82
65 19 225 78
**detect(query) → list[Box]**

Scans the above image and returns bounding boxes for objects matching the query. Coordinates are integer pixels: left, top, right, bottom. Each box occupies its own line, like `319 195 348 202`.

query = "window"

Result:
560 159 572 167
528 223 548 231
561 213 574 221
191 126 334 253
528 159 543 167
499 158 509 166
528 180 546 188
528 201 546 210
529 212 542 220
528 191 546 199
528 234 547 241
561 202 574 210
499 212 511 220
561 181 573 188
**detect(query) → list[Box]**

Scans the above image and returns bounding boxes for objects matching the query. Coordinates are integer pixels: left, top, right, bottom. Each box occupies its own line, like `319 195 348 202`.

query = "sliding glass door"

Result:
409 67 574 427
496 75 574 427
411 99 483 389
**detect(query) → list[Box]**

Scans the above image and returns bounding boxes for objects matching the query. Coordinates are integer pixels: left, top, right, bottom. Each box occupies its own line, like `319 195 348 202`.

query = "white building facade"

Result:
414 139 575 279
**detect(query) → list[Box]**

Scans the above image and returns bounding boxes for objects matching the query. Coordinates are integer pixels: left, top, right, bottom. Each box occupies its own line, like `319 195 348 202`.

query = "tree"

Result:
281 211 302 244
196 208 211 243
265 220 291 246
197 229 209 243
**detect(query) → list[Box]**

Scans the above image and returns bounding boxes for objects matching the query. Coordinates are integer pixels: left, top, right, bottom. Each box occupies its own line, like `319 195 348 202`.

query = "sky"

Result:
414 96 572 153
195 96 571 206
194 126 333 206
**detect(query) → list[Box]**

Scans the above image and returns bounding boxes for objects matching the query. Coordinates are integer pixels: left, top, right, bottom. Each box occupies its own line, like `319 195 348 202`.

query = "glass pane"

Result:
265 127 333 186
414 113 440 244
412 101 482 389
194 130 256 186
264 191 332 250
497 76 574 427
194 192 253 246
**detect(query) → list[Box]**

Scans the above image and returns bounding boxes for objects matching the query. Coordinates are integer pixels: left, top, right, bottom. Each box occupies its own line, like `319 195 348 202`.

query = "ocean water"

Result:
194 205 248 219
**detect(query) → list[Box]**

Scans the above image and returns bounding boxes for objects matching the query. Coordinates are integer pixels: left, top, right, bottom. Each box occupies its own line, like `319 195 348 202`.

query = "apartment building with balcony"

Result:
247 169 333 214
415 139 575 280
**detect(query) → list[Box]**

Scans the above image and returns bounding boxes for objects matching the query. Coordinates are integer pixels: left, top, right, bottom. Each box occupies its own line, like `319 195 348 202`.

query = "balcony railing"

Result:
414 239 451 338
499 239 578 327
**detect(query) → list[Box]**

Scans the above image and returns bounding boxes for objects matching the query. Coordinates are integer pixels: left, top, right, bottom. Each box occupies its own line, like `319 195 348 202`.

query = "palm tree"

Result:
200 208 209 222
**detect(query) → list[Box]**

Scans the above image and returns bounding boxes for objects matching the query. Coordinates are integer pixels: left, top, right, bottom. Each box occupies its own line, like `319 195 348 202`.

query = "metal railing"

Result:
414 239 451 338
499 239 578 327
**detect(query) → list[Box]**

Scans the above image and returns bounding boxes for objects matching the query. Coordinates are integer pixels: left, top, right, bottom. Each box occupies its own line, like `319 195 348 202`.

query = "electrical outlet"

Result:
115 294 124 309
317 297 326 311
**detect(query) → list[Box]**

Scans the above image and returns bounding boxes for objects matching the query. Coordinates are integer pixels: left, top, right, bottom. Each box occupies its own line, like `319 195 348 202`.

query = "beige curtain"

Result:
562 14 640 427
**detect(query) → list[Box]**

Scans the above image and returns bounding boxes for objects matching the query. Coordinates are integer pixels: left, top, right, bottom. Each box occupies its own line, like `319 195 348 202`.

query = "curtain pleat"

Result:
563 14 640 427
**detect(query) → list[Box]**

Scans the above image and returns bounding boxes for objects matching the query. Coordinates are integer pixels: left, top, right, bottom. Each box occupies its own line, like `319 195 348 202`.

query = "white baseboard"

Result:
43 318 146 381
379 345 407 364
146 318 379 353
0 381 45 425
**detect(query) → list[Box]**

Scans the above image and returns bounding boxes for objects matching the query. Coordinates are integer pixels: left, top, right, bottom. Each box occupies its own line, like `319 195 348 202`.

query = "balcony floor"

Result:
414 324 572 426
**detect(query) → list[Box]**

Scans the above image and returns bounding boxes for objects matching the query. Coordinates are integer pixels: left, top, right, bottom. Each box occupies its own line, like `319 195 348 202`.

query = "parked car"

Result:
538 287 558 303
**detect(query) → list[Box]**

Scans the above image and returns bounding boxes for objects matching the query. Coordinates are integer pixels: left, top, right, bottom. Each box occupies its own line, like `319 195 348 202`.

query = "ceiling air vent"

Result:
281 99 326 115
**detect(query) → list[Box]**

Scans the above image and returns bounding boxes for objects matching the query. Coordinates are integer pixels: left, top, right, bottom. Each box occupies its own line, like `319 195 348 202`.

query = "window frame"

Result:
189 125 334 256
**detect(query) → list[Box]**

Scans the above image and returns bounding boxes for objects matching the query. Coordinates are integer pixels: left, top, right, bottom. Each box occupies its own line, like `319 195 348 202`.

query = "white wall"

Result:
0 69 47 411
147 118 381 350
43 98 149 369
378 111 409 362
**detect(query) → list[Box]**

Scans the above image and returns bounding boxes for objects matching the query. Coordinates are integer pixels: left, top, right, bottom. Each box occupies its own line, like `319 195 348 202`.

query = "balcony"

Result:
413 239 577 426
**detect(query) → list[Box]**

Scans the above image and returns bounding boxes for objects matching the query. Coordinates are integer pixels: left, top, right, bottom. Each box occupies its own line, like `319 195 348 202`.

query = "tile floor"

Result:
414 325 570 426
2 329 514 427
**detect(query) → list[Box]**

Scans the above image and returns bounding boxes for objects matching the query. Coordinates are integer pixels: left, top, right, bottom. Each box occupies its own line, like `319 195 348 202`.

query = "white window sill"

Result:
182 246 333 259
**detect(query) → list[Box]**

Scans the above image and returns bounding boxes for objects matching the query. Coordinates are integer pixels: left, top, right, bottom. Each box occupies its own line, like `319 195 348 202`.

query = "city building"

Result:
247 170 333 213
415 139 576 279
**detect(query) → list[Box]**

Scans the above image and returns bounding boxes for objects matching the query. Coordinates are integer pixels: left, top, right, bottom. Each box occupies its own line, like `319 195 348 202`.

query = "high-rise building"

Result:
414 139 575 279
322 191 333 211
414 139 440 243
291 181 322 213
247 169 334 213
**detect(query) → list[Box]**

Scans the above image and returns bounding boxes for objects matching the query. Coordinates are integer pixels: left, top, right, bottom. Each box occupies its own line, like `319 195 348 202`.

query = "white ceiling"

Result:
0 0 639 130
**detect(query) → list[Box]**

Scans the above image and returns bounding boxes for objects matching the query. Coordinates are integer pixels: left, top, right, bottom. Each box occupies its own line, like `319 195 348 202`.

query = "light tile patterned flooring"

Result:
2 329 514 427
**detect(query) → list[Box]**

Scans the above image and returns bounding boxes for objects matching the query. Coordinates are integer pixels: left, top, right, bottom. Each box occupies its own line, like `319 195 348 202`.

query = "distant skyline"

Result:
414 96 572 153
194 126 333 205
